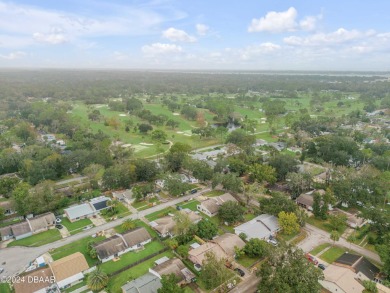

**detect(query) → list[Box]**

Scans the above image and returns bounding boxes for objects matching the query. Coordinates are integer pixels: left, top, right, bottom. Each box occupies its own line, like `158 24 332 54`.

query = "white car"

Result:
56 218 62 223
267 239 278 246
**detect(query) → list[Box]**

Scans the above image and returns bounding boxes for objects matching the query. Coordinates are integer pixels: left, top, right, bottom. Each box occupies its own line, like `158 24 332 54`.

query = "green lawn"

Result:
114 219 158 238
62 280 87 293
7 229 62 247
61 218 93 235
319 246 346 264
145 207 176 221
180 200 200 211
100 241 165 275
106 251 175 293
310 243 331 256
50 235 105 266
278 230 300 242
0 283 12 293
306 217 347 234
203 190 225 197
236 255 261 268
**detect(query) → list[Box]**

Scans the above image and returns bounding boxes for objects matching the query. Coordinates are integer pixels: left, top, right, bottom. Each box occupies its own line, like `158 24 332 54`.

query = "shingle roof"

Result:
335 252 380 280
121 273 162 293
28 212 56 232
94 235 127 260
49 252 89 282
151 258 189 282
296 194 314 207
0 226 12 238
188 242 227 265
122 227 152 247
13 268 54 293
211 233 245 256
200 193 237 215
335 253 361 266
11 221 31 237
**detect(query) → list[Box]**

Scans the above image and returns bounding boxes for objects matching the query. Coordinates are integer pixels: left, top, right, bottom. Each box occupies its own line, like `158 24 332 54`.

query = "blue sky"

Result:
1 0 390 70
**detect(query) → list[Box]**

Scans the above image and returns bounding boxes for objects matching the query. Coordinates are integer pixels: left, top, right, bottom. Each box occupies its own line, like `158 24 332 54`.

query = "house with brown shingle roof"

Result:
94 227 152 262
188 233 245 265
9 221 32 240
27 212 56 233
197 193 237 217
13 268 56 293
149 209 202 238
149 257 195 284
49 252 89 289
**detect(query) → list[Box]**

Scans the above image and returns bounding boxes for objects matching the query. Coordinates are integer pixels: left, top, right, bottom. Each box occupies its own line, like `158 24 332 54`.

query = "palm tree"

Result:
121 219 136 231
87 269 108 291
108 199 119 214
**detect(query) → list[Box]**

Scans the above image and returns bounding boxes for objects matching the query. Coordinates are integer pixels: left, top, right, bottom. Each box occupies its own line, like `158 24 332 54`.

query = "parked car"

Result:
194 264 202 271
190 189 198 194
55 218 62 223
305 253 319 265
234 268 245 277
267 239 278 246
176 206 183 211
55 224 63 229
318 264 326 270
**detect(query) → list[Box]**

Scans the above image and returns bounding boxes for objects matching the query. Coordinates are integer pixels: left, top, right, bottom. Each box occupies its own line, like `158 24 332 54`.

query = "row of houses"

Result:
93 227 152 262
0 212 56 241
13 252 90 293
64 196 110 222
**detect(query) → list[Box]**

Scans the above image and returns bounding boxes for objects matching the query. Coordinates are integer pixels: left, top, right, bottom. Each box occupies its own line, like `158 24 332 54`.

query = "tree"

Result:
11 182 32 216
257 245 324 293
0 207 4 221
138 123 153 133
181 105 198 120
259 193 297 216
0 176 20 198
286 172 312 198
248 163 277 185
164 175 191 196
226 129 255 154
212 173 243 194
184 159 213 182
330 230 340 246
102 164 136 190
166 238 179 250
166 119 180 129
87 241 98 259
151 130 167 142
239 232 248 241
328 214 347 233
134 159 159 182
87 269 109 291
362 280 378 293
312 193 324 219
196 219 218 240
376 233 390 280
173 211 193 236
200 251 232 290
244 238 268 258
122 219 136 231
278 211 300 235
218 201 244 225
158 273 185 293
177 245 189 258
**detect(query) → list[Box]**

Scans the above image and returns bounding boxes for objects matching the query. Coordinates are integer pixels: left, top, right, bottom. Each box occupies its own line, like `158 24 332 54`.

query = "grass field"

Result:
7 229 62 247
236 255 262 268
106 251 175 293
310 243 331 256
61 218 93 235
319 246 346 264
114 219 158 237
0 283 12 293
145 207 176 221
100 241 165 275
306 216 347 234
203 190 225 197
180 200 200 211
50 235 106 266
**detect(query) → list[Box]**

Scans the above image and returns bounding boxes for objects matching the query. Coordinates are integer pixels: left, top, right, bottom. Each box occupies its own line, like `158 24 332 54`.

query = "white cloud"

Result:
248 7 298 33
162 27 196 42
299 14 322 31
112 51 129 61
240 42 281 60
196 24 209 36
0 51 26 60
142 43 183 55
33 30 68 45
284 28 376 46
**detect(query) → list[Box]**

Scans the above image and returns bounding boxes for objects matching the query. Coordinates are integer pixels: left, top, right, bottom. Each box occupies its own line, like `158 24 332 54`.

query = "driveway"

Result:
0 187 210 277
230 274 260 293
299 224 382 264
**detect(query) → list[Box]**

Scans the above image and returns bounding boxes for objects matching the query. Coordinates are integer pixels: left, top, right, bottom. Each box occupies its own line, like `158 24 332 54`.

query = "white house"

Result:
234 214 280 240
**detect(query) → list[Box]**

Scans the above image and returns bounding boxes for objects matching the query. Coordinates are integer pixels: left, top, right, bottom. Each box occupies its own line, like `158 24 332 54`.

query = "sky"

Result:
1 0 390 70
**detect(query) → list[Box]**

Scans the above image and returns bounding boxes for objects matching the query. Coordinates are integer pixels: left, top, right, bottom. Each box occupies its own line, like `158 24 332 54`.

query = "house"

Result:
149 209 202 237
121 272 162 293
330 208 367 229
13 268 57 293
197 193 237 217
149 257 195 284
112 189 134 204
64 203 95 222
334 253 381 282
319 264 365 293
94 227 152 262
9 221 32 240
296 189 326 211
234 214 280 240
188 233 245 265
94 235 128 263
27 212 56 233
0 200 16 216
64 196 111 222
49 252 89 289
0 226 13 241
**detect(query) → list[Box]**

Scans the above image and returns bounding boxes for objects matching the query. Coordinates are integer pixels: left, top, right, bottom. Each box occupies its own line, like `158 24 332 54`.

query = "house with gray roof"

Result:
27 212 56 233
94 227 152 262
197 193 237 217
121 273 162 293
64 196 111 222
234 214 280 240
9 221 32 240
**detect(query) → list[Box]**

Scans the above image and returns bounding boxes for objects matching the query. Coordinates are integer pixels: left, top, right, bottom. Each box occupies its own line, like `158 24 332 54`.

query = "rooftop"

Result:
49 252 89 282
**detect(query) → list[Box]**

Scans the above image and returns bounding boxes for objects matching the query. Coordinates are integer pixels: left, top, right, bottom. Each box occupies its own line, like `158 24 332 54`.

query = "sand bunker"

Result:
172 113 180 116
140 142 154 146
119 114 127 117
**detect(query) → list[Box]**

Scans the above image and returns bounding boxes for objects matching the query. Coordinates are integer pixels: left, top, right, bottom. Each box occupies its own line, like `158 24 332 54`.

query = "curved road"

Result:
0 188 210 277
